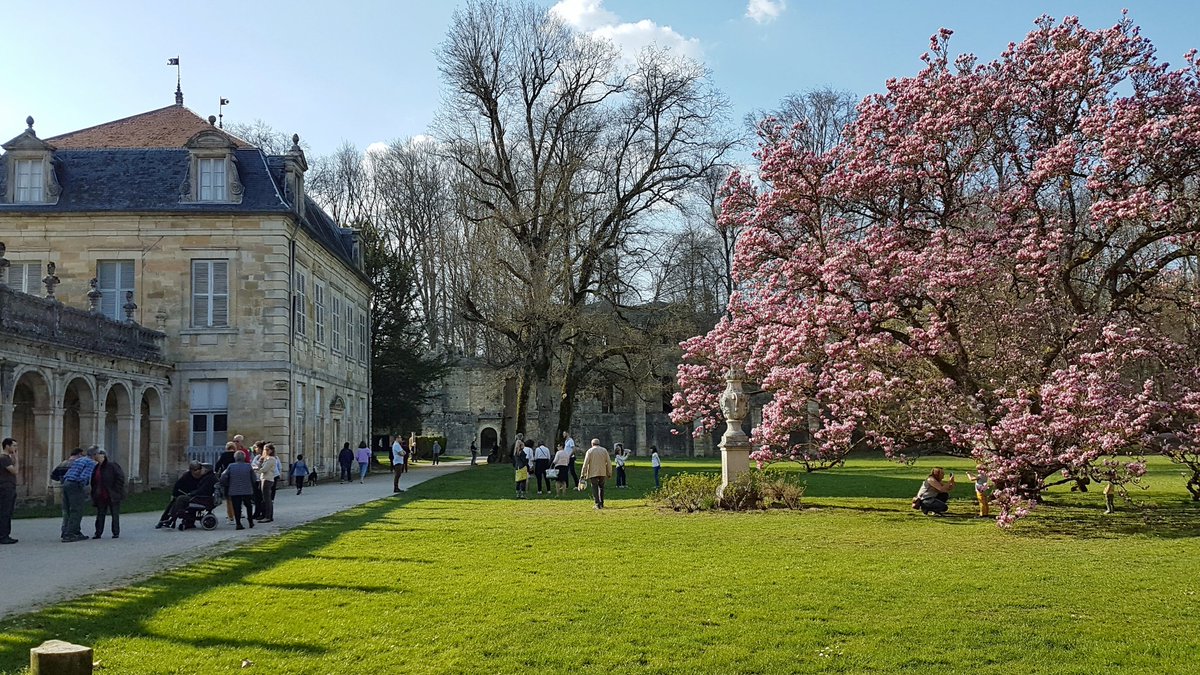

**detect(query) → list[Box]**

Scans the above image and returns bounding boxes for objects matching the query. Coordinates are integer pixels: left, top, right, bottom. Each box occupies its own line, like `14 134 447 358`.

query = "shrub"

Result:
650 470 805 512
650 472 721 512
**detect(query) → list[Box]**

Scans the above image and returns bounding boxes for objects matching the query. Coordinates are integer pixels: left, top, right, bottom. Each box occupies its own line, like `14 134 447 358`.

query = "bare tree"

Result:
435 0 737 440
746 86 858 152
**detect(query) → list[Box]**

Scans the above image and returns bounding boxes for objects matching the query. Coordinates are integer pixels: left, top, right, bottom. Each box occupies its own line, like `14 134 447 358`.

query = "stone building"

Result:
422 359 714 457
0 101 372 499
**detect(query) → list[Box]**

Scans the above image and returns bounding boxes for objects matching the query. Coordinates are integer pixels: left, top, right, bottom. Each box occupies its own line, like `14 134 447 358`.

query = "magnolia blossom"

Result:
673 14 1200 525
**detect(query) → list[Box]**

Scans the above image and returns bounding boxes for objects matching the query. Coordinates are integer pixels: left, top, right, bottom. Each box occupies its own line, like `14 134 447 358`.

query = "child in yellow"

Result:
964 467 990 517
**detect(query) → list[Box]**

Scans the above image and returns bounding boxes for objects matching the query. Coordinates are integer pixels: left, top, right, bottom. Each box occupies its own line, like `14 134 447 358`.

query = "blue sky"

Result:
2 1 1197 157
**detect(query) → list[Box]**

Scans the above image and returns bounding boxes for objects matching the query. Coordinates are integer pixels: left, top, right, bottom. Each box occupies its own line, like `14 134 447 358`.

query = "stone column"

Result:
717 367 751 496
0 402 13 439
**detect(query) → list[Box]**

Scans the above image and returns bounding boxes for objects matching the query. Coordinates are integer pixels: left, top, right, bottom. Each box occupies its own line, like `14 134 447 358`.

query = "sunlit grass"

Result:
0 456 1196 674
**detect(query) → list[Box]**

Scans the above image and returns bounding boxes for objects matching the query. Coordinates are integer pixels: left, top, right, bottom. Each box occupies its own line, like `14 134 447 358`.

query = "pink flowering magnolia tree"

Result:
671 14 1200 525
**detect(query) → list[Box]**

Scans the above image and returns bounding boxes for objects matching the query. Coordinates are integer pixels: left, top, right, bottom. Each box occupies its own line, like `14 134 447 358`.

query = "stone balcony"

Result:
0 284 165 362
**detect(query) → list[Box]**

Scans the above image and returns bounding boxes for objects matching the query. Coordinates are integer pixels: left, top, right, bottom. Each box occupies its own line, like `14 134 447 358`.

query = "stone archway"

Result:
12 370 52 499
139 387 165 490
480 426 498 452
62 376 96 456
103 382 133 472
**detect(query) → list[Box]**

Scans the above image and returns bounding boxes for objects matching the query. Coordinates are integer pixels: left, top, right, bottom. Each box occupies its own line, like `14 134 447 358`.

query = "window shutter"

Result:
98 262 118 319
212 261 229 327
25 263 40 294
192 261 210 327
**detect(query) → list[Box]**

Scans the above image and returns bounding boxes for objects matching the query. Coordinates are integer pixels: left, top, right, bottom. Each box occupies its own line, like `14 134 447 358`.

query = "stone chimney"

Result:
283 134 308 219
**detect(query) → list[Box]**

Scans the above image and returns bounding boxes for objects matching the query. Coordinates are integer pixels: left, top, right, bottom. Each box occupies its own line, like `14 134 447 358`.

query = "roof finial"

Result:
168 56 183 105
26 116 34 130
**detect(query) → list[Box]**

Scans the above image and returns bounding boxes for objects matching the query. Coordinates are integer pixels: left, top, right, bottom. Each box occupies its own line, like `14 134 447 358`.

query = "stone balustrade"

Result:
0 284 165 362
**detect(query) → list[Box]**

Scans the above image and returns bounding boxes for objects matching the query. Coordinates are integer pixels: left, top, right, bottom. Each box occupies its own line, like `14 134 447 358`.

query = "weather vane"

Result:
219 97 230 129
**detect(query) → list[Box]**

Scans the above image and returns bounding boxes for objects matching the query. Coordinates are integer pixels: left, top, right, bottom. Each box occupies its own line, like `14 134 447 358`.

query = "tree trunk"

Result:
556 350 583 445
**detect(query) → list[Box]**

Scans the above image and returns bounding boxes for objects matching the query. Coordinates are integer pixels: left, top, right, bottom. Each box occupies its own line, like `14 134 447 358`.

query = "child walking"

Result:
291 454 310 495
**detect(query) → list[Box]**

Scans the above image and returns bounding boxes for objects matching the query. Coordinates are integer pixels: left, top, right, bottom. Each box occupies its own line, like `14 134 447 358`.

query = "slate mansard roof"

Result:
0 105 359 272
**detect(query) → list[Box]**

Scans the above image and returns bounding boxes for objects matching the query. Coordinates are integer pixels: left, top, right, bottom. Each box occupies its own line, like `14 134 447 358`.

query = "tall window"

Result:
294 268 308 337
315 386 325 457
191 260 229 327
331 293 342 353
296 382 306 460
14 159 44 203
189 380 228 449
8 261 42 294
358 310 368 364
97 260 135 322
345 301 356 361
314 282 326 345
198 158 227 201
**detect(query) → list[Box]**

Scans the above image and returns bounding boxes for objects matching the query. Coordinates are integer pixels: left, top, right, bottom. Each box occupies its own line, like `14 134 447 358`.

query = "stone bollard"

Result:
30 639 93 674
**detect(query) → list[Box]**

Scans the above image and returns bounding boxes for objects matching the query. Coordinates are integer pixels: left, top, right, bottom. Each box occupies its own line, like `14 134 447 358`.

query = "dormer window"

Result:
14 158 44 203
181 129 242 204
2 116 61 205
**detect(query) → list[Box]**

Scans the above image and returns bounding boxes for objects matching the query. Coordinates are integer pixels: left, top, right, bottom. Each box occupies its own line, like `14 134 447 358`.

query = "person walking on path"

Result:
338 442 354 483
256 445 280 522
650 446 662 489
470 441 478 466
61 447 98 542
580 439 612 509
219 451 256 530
432 440 442 466
355 442 371 483
90 449 126 538
391 438 407 493
614 444 628 489
291 454 310 495
0 438 19 545
552 442 571 497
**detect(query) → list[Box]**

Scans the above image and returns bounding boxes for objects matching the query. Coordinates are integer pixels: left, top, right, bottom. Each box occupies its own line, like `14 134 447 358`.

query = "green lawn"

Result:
1 456 1196 674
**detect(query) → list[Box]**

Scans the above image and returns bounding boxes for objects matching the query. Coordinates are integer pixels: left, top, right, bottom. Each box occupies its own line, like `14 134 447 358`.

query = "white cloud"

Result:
365 141 389 156
551 0 702 61
745 0 786 24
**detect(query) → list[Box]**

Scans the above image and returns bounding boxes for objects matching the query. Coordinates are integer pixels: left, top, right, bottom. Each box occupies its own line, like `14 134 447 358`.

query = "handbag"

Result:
545 468 559 479
515 467 529 482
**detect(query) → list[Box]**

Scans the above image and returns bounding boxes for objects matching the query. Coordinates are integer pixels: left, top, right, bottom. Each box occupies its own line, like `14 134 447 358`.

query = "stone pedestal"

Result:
30 639 92 674
717 367 751 496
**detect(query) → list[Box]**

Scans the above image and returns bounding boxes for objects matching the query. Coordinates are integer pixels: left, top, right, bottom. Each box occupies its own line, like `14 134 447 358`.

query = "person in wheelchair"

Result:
156 461 217 530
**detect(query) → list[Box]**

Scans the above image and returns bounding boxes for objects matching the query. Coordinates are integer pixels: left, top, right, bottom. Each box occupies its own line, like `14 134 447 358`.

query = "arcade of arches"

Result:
2 355 170 502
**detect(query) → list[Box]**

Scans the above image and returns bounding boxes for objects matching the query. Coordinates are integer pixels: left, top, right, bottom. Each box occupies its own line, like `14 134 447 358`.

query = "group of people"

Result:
510 432 662 509
912 466 991 517
155 435 289 531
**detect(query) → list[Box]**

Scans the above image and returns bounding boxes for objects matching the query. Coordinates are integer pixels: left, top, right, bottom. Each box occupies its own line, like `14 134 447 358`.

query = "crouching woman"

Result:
912 468 955 515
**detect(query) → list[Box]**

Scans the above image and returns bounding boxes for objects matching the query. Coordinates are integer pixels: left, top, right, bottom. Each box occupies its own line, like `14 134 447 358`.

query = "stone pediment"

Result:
185 129 238 151
3 118 56 152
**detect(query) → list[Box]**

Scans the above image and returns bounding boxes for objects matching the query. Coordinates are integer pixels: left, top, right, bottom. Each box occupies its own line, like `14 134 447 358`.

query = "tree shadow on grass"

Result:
0 495 417 673
1010 502 1200 540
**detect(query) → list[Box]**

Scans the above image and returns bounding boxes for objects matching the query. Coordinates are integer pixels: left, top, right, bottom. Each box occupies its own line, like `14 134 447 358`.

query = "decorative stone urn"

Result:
717 366 752 496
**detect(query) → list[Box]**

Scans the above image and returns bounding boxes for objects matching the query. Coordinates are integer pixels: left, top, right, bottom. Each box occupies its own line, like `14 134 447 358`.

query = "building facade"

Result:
0 103 372 499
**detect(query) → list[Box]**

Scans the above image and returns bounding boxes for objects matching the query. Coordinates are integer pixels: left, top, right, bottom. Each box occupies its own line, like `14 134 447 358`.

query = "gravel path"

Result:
0 460 470 619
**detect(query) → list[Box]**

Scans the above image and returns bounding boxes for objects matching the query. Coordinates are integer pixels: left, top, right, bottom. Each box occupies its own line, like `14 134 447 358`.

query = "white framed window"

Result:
14 159 44 203
189 379 228 449
331 293 342 353
97 260 135 322
314 282 326 345
8 261 42 294
358 310 368 364
198 158 227 201
191 260 229 328
294 268 308 337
